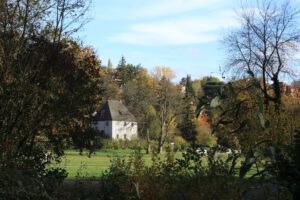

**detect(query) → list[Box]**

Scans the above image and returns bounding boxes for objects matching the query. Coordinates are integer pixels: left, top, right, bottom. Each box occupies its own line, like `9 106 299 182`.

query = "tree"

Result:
101 68 122 101
224 0 300 109
51 0 91 42
0 0 90 45
0 39 102 166
292 80 300 92
192 79 203 100
200 76 221 85
0 1 97 198
123 68 156 137
107 58 113 72
0 0 96 169
185 75 195 97
154 68 182 153
143 105 160 153
179 75 197 142
116 56 141 86
194 111 217 147
123 68 165 153
153 66 176 80
118 55 127 68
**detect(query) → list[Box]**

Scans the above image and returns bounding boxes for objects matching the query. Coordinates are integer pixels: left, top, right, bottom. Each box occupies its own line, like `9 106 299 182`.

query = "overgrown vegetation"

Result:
1 0 300 199
100 148 243 200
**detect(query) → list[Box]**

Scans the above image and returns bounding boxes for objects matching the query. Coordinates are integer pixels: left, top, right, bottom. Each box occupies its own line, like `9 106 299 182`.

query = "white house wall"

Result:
93 121 112 138
112 121 138 140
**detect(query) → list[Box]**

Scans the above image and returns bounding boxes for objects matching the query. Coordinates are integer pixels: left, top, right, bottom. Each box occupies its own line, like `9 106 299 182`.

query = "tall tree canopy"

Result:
224 0 300 109
0 0 99 169
116 56 141 87
153 67 183 153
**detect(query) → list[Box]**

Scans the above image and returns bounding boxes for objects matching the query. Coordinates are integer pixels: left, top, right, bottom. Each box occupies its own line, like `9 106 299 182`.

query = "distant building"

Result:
203 82 224 99
92 100 138 140
279 82 298 97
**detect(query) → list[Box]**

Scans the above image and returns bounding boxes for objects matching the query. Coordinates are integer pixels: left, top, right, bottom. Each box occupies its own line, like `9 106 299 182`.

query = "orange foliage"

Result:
194 111 210 128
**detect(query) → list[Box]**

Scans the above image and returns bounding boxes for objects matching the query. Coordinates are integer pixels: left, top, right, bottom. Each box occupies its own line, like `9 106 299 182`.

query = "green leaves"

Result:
256 94 263 113
256 94 265 128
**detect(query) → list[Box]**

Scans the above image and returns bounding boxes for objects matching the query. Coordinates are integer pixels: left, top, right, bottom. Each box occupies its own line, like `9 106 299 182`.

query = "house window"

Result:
106 121 109 126
116 134 119 139
124 134 127 140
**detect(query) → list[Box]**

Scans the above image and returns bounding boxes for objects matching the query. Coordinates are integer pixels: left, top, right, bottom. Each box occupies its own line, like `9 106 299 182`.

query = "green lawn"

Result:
56 149 257 180
56 149 180 180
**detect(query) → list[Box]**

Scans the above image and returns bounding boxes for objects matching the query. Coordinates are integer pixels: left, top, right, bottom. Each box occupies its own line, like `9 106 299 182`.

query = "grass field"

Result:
56 149 257 180
56 149 181 180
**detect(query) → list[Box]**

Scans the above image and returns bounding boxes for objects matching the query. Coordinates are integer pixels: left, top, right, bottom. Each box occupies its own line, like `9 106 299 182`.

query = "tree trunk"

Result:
157 143 163 154
272 75 281 111
262 67 269 108
157 125 165 154
146 130 151 154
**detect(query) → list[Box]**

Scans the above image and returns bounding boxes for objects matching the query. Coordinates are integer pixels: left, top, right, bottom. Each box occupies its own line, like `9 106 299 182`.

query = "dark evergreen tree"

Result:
118 55 127 68
180 75 197 142
116 56 141 86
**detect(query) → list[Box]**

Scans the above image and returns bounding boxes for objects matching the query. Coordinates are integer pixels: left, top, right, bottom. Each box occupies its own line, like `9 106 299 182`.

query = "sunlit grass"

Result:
56 149 258 180
56 149 182 180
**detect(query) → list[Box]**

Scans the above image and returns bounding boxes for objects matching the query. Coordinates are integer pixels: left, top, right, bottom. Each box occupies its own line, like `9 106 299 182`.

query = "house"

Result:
279 82 299 97
92 100 138 140
203 82 224 99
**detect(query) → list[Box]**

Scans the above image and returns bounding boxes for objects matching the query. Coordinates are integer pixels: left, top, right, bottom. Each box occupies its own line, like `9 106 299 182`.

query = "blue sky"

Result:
76 0 293 82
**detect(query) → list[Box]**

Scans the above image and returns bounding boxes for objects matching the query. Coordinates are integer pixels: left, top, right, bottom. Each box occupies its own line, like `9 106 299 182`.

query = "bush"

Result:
100 148 243 200
0 168 67 200
195 124 217 147
100 138 147 150
173 135 189 151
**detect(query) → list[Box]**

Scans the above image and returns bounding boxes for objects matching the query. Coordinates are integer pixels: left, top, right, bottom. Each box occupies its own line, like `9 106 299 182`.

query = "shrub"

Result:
0 168 67 200
195 124 217 147
173 135 189 151
101 138 147 150
100 148 243 200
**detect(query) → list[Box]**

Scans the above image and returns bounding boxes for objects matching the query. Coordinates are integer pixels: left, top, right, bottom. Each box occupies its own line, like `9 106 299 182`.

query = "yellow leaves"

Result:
153 66 176 80
194 112 217 147
195 124 217 147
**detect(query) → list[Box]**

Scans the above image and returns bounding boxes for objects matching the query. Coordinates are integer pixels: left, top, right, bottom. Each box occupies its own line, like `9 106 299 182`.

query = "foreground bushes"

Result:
0 168 67 200
99 140 300 200
100 148 243 200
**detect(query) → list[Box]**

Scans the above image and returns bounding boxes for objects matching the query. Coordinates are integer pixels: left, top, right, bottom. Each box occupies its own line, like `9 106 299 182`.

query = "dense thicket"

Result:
0 0 104 198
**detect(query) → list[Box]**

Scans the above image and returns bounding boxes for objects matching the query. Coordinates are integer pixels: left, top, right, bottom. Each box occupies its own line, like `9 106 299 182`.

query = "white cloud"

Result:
109 11 239 46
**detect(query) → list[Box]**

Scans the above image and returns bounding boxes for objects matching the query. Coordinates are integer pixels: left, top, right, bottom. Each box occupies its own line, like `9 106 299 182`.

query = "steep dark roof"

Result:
94 100 136 122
